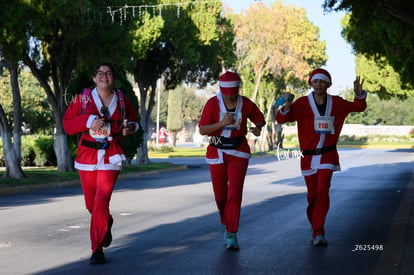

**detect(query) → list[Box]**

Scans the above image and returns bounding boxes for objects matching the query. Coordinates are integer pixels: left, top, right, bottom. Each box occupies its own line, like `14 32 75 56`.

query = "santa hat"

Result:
219 71 241 95
308 68 332 87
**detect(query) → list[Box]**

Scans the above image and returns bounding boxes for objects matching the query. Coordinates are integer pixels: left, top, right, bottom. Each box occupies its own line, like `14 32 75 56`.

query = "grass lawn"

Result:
0 162 179 187
148 147 207 158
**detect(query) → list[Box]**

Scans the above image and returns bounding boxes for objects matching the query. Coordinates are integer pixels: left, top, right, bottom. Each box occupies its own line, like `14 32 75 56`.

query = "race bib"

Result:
314 116 335 134
89 122 111 141
221 111 242 131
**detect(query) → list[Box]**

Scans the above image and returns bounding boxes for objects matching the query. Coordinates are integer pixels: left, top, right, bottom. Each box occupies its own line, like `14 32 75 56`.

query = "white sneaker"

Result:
224 230 240 250
313 234 328 247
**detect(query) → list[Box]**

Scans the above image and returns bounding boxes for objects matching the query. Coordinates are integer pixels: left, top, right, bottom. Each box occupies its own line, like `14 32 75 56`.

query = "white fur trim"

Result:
74 149 124 171
109 154 126 166
355 90 367 99
91 88 118 118
87 115 98 128
310 73 330 84
205 149 250 165
225 149 250 159
301 165 340 176
219 80 240 88
74 161 122 171
279 108 290 115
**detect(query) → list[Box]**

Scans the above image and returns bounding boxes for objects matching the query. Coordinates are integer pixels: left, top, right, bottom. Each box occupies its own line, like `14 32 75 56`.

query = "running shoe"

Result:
313 234 328 247
224 230 240 250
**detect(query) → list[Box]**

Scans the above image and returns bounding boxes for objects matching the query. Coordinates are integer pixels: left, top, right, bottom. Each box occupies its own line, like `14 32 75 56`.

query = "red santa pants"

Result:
209 153 249 233
79 169 119 251
304 169 333 238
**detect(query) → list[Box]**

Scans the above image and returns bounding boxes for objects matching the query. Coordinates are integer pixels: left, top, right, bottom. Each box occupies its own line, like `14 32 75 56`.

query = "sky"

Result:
221 0 355 94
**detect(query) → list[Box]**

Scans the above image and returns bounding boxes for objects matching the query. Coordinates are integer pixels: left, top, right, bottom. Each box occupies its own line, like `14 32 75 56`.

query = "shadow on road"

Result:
34 158 413 274
2 152 413 274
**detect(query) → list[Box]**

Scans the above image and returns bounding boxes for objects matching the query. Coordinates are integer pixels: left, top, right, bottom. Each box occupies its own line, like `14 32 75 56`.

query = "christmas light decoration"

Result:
106 1 219 25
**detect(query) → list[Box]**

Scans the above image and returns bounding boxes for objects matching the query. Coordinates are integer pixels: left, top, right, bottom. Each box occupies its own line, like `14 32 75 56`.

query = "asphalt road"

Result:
0 148 413 275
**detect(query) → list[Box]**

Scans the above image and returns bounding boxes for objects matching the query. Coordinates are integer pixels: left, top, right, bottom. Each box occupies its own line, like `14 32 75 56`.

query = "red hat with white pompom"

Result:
219 71 241 95
308 68 332 87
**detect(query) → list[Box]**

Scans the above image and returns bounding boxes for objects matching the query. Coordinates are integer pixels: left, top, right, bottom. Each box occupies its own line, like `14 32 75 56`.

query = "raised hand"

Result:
354 76 364 96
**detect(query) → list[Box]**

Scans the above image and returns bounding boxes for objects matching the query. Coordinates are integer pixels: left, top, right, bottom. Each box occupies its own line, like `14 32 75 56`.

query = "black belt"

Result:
81 139 110 150
209 136 244 149
302 145 336 156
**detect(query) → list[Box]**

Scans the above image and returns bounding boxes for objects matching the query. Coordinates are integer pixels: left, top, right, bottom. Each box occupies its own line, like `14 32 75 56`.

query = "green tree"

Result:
127 0 235 163
21 0 135 172
0 70 53 134
0 0 31 178
324 0 414 90
233 1 327 150
182 86 207 123
20 70 54 133
0 62 26 178
355 54 414 100
167 86 183 147
151 85 206 143
234 2 327 99
345 90 414 125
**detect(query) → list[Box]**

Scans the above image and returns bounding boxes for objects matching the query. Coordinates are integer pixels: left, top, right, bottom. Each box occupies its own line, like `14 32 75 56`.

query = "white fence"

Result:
282 124 413 137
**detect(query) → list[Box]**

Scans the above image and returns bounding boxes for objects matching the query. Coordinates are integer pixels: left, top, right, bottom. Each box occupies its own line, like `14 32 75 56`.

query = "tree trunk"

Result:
54 133 74 172
0 63 25 179
171 130 178 147
268 102 276 151
135 81 156 164
23 54 74 172
54 94 74 172
136 143 150 164
251 57 268 102
0 107 25 178
1 131 25 178
10 63 23 163
258 101 273 152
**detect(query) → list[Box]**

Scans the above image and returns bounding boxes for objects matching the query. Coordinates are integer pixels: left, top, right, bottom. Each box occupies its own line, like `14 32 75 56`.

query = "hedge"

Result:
0 135 56 167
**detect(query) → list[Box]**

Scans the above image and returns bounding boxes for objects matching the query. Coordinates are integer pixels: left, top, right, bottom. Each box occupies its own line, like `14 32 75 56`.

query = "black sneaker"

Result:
90 249 106 265
102 216 113 248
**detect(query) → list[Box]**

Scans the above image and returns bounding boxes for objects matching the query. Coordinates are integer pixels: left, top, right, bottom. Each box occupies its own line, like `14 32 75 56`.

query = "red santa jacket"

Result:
276 92 367 176
63 88 139 171
199 92 265 164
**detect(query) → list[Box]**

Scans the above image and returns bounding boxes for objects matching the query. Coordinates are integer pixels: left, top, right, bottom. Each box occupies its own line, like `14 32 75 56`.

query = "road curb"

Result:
0 165 188 196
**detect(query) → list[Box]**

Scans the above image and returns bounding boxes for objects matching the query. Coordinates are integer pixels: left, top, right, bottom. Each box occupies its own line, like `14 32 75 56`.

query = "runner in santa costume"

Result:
276 68 367 246
199 71 265 250
63 63 139 264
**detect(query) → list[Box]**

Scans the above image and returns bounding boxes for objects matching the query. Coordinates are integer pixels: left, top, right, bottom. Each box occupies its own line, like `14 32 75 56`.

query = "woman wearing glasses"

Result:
63 63 139 264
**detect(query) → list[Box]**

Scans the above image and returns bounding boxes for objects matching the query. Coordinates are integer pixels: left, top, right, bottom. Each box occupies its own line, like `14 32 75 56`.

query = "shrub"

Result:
33 136 56 166
148 144 174 153
19 135 56 167
21 137 35 166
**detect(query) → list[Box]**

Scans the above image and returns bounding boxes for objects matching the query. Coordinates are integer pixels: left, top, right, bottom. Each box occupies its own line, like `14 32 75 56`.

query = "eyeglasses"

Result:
96 71 114 78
